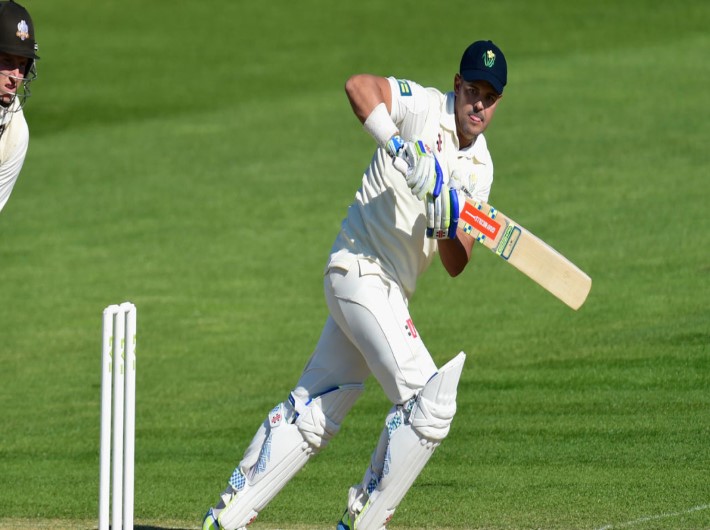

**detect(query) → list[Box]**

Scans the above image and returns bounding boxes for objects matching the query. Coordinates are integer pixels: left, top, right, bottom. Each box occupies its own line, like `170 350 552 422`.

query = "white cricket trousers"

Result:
295 260 437 405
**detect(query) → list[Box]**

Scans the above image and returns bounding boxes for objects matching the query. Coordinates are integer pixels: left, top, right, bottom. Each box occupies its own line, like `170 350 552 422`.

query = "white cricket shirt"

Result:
328 77 494 299
0 98 29 213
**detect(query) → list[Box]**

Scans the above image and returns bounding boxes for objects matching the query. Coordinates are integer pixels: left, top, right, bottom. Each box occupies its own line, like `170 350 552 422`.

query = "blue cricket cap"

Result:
459 40 507 94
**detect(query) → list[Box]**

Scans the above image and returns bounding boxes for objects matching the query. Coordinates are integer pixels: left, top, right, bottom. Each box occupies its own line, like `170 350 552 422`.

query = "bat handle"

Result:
392 156 409 176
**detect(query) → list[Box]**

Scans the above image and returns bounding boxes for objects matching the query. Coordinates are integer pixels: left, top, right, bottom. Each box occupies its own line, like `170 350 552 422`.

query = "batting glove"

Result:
426 187 461 240
386 137 443 201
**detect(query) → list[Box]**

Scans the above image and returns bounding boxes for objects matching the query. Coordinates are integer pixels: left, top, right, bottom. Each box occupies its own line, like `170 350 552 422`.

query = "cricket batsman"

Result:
203 39 507 530
0 0 38 214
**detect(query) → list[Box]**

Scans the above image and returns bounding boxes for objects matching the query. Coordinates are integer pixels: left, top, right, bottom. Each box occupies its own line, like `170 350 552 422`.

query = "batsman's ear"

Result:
454 73 463 91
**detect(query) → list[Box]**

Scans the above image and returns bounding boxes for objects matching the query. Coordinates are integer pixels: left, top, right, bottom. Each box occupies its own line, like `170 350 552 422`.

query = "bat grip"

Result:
392 156 409 175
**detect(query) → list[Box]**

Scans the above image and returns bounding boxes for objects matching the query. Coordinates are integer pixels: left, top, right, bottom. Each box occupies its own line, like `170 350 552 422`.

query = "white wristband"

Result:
363 102 399 147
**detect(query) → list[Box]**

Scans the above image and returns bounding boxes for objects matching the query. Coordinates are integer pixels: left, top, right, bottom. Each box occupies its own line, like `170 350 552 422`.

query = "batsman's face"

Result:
0 52 28 106
453 74 501 148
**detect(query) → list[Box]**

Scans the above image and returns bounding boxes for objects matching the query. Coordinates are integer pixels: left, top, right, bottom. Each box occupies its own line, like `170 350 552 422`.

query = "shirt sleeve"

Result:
386 77 432 141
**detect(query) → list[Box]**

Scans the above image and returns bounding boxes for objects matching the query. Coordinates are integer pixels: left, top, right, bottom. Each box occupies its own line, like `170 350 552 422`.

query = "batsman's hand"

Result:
426 187 461 240
386 136 443 200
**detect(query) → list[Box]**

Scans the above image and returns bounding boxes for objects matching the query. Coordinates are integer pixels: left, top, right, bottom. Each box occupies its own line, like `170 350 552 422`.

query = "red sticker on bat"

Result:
460 202 501 239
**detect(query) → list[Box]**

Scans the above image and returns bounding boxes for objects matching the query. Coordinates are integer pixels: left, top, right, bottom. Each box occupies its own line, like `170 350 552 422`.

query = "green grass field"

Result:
1 1 708 529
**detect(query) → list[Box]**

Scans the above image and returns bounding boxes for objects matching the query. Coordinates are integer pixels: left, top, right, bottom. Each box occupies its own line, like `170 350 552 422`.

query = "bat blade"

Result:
458 198 592 310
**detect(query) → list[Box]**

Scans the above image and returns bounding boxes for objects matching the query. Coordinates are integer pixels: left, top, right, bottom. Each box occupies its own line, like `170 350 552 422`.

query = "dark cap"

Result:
459 40 506 94
0 0 38 60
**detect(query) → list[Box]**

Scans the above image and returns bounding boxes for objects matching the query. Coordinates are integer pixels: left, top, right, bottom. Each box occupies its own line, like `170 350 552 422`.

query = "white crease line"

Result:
595 503 710 530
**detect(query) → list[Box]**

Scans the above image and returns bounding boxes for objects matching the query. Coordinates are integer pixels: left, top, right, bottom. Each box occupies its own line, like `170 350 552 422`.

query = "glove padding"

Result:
426 187 461 240
386 136 443 200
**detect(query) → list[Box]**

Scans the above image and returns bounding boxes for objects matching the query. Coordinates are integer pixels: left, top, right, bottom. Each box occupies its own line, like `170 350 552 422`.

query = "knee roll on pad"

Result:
410 352 465 440
352 352 466 530
218 384 363 530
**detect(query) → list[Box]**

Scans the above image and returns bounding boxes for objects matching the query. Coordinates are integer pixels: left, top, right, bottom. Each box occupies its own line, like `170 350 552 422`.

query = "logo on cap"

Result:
16 20 30 41
483 50 496 68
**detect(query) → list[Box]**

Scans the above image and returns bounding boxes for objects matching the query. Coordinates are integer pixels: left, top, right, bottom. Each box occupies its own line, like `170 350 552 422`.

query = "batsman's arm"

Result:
345 74 404 170
345 74 393 124
437 233 474 277
346 75 439 186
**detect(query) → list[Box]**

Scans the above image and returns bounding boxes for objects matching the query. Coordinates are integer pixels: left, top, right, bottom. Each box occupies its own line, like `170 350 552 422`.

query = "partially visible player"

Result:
202 40 507 530
0 0 38 214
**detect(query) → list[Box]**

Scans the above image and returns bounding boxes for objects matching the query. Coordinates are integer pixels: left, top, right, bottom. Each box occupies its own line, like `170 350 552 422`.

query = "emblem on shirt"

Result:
397 80 412 96
16 20 30 41
436 133 442 153
483 50 495 68
404 318 418 338
450 158 479 197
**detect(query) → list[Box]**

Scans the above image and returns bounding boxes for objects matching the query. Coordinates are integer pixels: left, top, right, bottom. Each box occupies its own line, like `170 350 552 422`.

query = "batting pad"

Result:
353 352 466 530
218 384 363 530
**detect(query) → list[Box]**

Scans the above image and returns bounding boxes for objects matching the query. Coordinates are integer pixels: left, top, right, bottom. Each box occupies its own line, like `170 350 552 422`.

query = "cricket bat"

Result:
458 198 592 310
